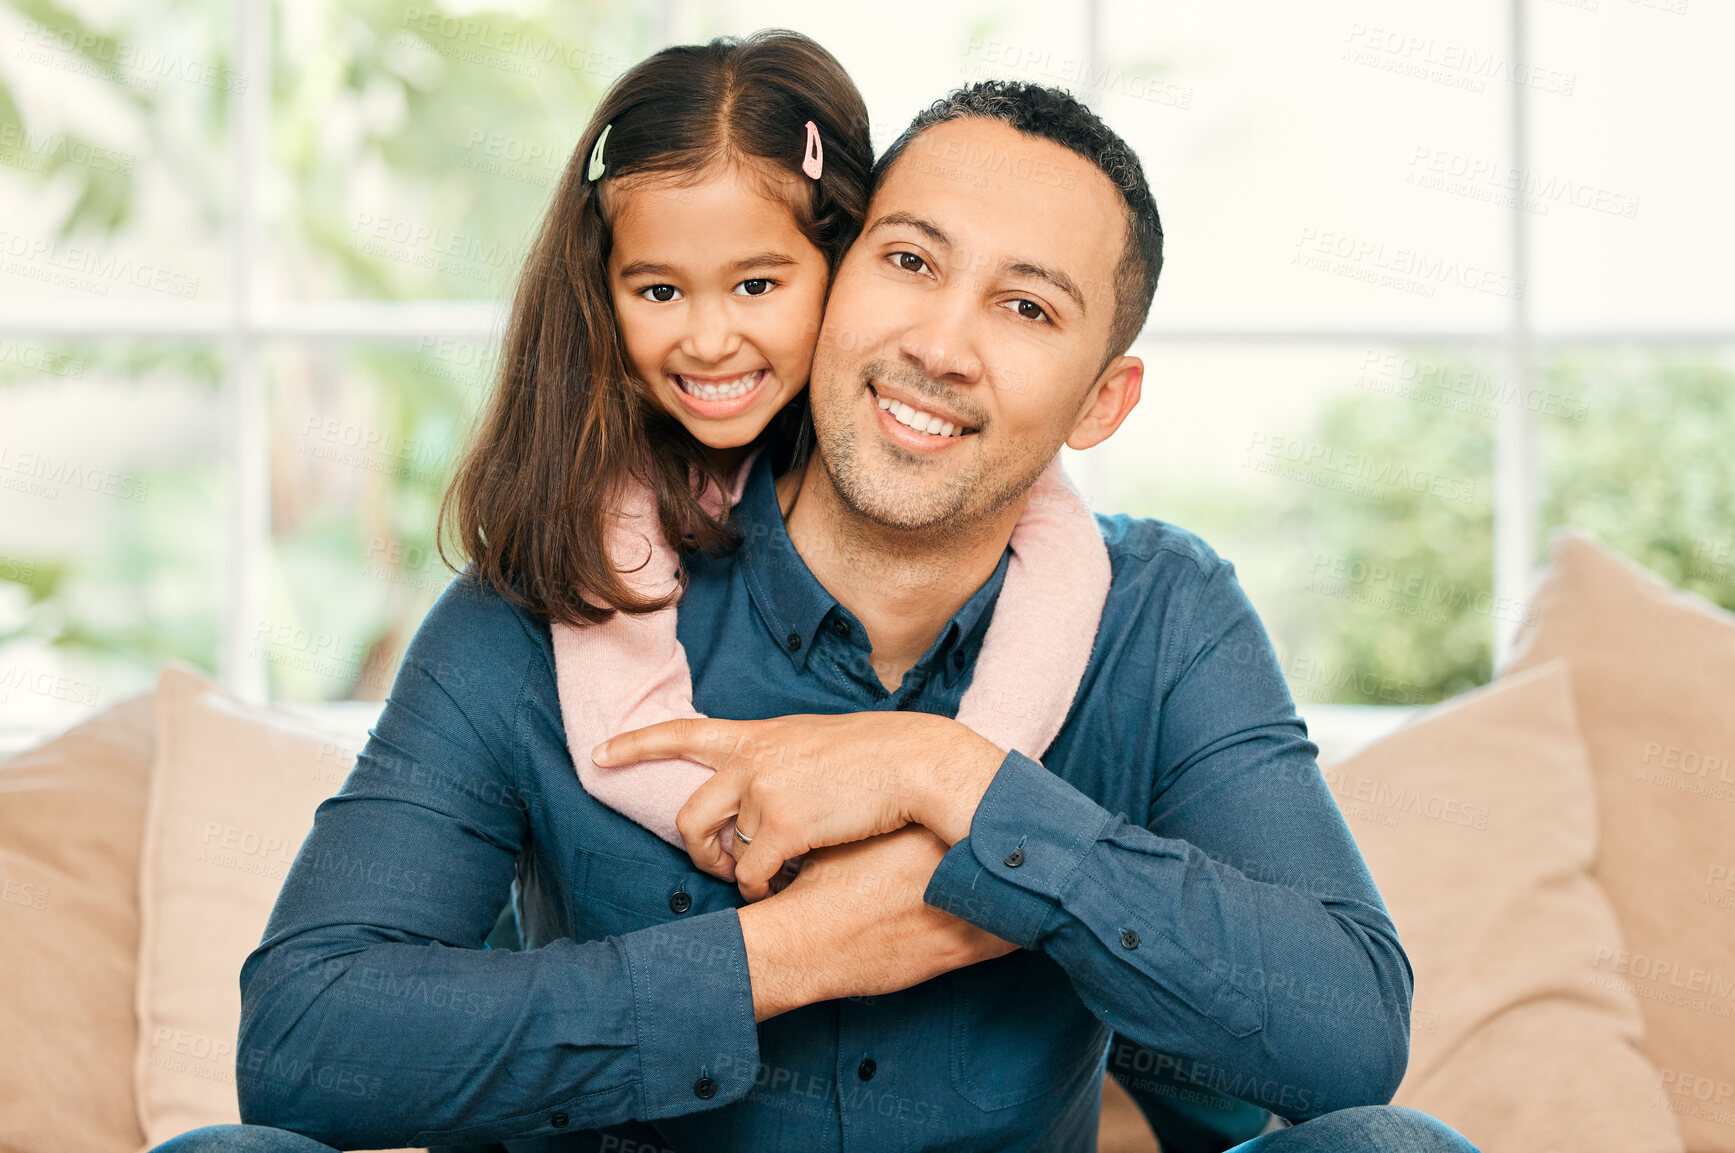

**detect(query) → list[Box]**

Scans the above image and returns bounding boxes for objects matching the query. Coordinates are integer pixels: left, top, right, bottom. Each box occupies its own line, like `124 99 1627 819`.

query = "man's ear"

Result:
1066 355 1143 451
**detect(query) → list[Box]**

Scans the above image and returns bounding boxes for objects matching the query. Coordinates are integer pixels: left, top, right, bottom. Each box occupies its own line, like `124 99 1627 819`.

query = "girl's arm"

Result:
954 455 1110 761
552 453 758 858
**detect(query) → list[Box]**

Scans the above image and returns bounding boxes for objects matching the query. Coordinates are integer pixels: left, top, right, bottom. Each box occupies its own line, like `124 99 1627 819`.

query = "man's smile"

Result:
867 380 980 447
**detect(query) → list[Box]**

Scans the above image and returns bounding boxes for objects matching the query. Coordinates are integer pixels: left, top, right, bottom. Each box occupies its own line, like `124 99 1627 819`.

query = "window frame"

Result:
1 0 1727 732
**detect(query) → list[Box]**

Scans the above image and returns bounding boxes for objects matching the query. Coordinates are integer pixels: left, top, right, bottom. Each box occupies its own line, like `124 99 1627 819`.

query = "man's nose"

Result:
683 295 743 364
897 291 983 385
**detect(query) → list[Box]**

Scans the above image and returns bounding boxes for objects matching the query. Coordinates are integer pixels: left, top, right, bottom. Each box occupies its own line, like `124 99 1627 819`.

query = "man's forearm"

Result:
737 897 833 1021
737 827 1019 1021
914 729 1006 845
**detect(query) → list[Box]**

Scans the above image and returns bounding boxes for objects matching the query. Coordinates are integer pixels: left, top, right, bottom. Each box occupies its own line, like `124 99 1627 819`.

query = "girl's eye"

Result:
640 284 681 303
735 278 774 297
892 252 928 275
1008 298 1049 323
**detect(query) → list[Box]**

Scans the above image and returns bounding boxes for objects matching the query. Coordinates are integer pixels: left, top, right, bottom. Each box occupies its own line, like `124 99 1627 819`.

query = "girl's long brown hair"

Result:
439 30 872 625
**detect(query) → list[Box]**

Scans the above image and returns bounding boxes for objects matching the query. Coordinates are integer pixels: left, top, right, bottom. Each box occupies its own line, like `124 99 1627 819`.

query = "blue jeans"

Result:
1227 1105 1480 1152
148 1126 337 1152
152 1105 1479 1152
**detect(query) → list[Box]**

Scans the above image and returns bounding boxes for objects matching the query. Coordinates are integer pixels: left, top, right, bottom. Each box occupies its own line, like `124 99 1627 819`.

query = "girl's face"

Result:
605 163 830 452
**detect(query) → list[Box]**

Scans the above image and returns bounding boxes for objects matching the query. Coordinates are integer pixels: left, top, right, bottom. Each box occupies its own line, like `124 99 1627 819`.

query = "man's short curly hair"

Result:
874 80 1164 366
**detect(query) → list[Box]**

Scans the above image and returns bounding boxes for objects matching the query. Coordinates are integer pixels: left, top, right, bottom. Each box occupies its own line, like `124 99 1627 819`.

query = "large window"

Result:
2 0 1731 741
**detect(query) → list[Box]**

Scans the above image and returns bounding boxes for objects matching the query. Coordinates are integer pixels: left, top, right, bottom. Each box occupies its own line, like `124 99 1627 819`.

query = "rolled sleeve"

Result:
924 750 1115 947
620 909 761 1119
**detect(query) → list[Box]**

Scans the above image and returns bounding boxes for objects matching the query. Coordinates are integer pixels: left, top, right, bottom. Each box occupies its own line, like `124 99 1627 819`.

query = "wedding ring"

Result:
734 827 754 846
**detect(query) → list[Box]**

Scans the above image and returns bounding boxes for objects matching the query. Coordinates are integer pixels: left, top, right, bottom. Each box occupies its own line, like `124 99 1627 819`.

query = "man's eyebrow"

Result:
865 211 953 249
1004 259 1087 315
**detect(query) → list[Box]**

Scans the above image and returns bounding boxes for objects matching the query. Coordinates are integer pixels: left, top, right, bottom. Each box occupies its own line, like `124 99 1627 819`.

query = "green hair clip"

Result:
587 123 612 182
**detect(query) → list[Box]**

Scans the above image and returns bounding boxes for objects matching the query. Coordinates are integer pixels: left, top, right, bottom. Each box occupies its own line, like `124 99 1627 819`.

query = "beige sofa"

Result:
3 530 1731 1153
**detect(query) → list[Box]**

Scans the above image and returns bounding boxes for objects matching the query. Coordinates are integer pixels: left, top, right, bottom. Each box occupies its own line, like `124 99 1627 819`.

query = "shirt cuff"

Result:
924 750 1115 948
619 908 759 1120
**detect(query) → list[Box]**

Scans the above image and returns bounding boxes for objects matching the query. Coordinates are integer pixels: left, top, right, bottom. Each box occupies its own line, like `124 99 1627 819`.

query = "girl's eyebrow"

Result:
617 259 677 279
732 251 800 270
616 252 798 279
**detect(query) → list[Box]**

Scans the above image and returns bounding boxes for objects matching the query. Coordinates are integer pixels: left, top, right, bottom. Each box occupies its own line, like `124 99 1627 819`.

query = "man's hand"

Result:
735 824 1018 1022
592 713 1006 899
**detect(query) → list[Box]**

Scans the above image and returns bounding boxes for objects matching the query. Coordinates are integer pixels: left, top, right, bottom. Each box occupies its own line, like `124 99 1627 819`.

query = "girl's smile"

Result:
668 367 771 418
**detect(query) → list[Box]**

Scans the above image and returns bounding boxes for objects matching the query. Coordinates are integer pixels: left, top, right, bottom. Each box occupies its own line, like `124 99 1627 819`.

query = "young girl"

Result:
440 30 1111 887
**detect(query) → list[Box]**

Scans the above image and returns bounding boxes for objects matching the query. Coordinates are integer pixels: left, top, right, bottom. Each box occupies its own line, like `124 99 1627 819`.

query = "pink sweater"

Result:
552 451 1111 862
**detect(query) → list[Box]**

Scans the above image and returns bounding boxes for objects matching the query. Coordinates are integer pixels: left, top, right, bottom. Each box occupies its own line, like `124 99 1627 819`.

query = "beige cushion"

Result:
0 693 155 1153
1324 660 1682 1153
1507 532 1735 1153
1098 1075 1160 1153
135 666 419 1152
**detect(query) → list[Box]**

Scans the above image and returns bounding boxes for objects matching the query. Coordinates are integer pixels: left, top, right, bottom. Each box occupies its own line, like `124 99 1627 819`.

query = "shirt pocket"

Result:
568 844 738 939
949 950 1110 1112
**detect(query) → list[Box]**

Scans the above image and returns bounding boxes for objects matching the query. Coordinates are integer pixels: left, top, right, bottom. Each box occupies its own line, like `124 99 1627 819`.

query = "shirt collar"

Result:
733 451 1012 683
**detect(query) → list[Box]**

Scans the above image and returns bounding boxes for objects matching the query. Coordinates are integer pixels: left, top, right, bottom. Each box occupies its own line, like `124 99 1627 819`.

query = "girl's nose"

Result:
683 296 744 365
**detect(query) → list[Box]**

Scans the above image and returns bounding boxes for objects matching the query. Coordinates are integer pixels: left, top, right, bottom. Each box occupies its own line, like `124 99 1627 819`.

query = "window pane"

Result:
262 341 484 701
1097 0 1510 331
266 2 661 301
690 1 1089 153
1529 4 1735 331
0 0 232 305
0 343 223 732
1075 341 1524 706
1538 346 1735 608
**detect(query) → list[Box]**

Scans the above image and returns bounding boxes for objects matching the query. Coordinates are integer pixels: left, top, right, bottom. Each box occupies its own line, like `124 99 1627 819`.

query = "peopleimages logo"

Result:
0 227 201 298
1592 947 1735 1005
0 123 135 174
1293 227 1525 300
16 20 249 92
1405 145 1639 219
1244 431 1479 506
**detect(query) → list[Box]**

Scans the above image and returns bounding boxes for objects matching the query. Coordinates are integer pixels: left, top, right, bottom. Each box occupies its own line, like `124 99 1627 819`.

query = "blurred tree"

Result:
1266 363 1495 706
1538 350 1735 613
1121 349 1734 706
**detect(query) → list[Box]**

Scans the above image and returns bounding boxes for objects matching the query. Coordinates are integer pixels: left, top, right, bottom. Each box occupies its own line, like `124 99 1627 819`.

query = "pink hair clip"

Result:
802 120 823 180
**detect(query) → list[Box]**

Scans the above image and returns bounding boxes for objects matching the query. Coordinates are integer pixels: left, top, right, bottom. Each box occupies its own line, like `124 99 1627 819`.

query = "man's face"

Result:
808 117 1136 534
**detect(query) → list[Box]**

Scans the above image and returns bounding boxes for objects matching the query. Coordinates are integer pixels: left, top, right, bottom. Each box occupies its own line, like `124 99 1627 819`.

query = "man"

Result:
172 82 1476 1153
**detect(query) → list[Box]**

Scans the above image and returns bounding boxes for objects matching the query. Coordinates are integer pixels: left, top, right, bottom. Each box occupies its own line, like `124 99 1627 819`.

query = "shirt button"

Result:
1121 929 1141 950
694 1075 718 1100
831 617 850 639
668 890 691 914
550 1112 569 1128
1004 846 1025 868
785 632 802 652
858 1058 877 1082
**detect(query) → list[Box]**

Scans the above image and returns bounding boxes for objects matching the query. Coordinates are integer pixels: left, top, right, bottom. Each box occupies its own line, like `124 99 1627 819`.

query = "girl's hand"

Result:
591 712 1006 900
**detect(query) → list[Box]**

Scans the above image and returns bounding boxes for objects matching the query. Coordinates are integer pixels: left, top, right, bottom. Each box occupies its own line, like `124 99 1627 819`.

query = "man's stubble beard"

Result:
812 358 1059 542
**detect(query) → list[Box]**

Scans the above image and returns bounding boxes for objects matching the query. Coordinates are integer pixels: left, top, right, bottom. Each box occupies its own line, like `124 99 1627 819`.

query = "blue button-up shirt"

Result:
238 451 1412 1153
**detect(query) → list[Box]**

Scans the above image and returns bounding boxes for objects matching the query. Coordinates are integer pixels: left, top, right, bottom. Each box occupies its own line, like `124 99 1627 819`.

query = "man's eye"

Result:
1009 299 1048 323
640 284 681 303
892 252 928 274
735 278 774 297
